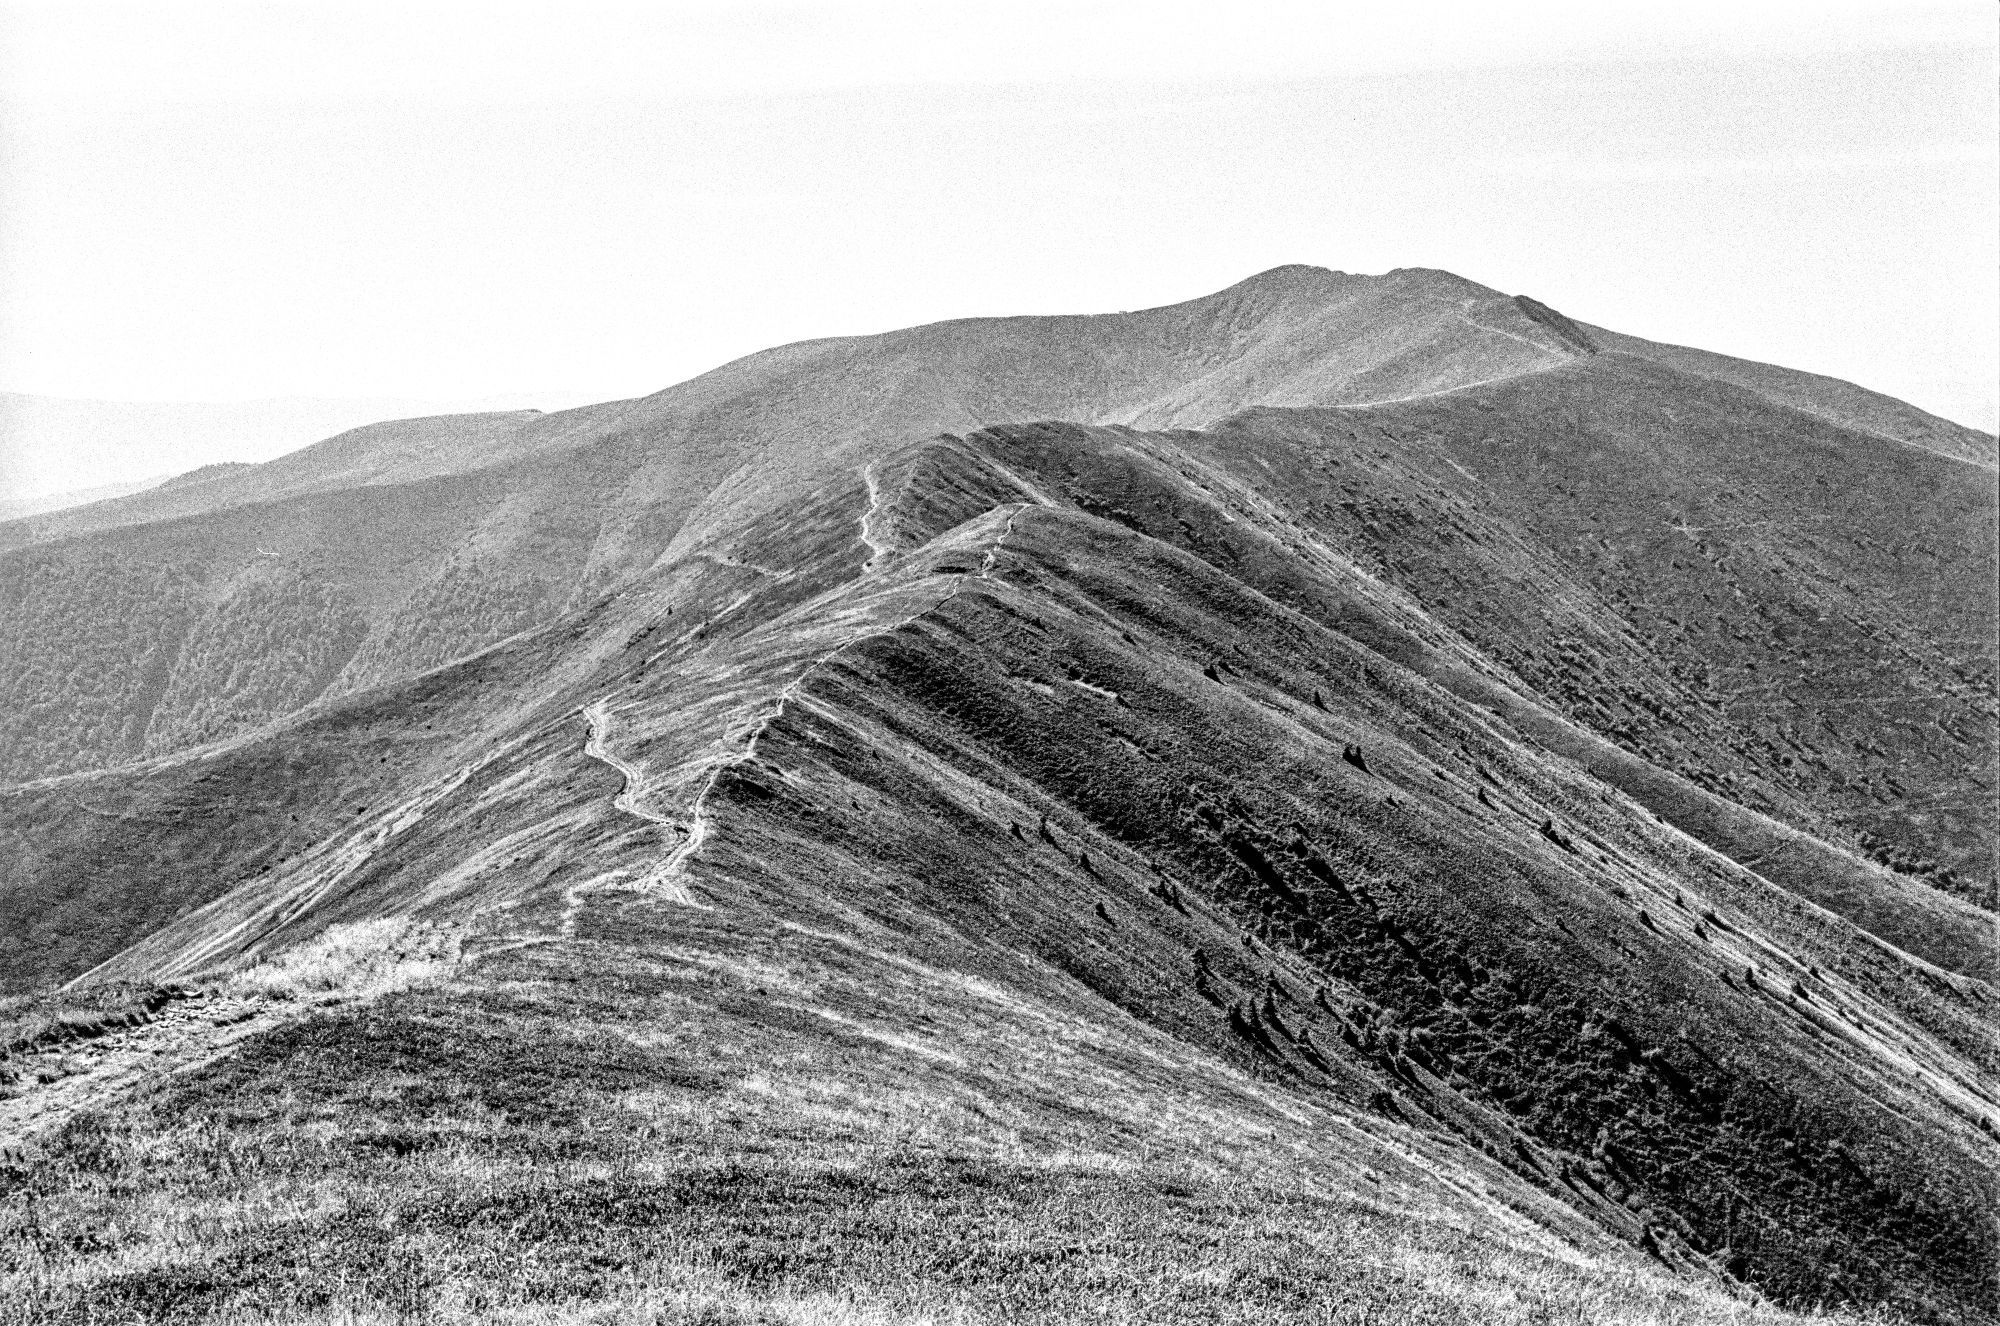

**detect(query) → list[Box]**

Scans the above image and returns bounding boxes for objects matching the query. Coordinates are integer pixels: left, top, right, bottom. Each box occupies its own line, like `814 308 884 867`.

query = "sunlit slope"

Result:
0 470 879 990
1194 354 1996 906
0 267 1596 783
3 420 1993 1321
0 267 1567 554
2 267 1994 1320
7 896 1818 1325
1583 325 1999 467
14 266 1983 791
0 420 747 780
681 469 1994 1319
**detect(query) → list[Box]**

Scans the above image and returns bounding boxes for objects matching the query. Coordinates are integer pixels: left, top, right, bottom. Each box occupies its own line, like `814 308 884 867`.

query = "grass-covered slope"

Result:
2 270 1994 1323
0 267 1592 784
1193 355 1997 907
5 914 1842 1326
673 436 1995 1319
1583 325 1999 468
3 416 1993 1323
10 272 1986 858
0 426 733 782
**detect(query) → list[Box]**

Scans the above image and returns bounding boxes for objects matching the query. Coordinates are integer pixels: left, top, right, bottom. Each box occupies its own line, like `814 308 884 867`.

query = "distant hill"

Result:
153 462 254 491
0 474 166 523
0 389 605 511
0 267 1993 1324
1580 327 1999 467
2 268 1988 889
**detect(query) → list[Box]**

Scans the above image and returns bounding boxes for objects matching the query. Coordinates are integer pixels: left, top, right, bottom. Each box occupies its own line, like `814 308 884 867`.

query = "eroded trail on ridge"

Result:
582 698 678 829
553 485 1035 933
0 992 281 1152
552 701 704 932
2 923 460 1151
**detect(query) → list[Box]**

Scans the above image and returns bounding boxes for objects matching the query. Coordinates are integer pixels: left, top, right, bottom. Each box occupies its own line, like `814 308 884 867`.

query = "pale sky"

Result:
0 0 1994 496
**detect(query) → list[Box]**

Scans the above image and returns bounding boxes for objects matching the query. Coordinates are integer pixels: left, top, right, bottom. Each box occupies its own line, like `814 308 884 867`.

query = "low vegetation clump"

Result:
222 917 458 1003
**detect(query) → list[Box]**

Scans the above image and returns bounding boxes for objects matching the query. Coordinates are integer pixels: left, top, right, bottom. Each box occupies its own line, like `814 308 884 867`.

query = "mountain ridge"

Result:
1 267 1994 1324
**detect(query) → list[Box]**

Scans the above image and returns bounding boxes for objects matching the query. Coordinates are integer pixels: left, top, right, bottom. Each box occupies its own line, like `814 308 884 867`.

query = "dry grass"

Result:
0 918 1892 1326
0 1120 1871 1326
220 918 458 1003
165 1251 1877 1326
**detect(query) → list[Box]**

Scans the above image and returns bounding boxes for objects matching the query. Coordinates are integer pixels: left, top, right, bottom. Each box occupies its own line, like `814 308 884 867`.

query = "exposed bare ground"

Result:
0 918 457 1155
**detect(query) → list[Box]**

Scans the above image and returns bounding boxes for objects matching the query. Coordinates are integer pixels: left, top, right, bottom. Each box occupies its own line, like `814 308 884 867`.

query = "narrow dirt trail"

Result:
555 495 1036 937
0 991 284 1153
561 700 703 933
858 462 898 570
583 698 677 827
644 501 1034 887
3 924 463 1152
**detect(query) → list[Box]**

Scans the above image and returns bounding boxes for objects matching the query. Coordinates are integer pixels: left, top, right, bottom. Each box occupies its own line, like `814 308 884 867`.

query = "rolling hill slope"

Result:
1 268 1994 1324
0 266 1588 784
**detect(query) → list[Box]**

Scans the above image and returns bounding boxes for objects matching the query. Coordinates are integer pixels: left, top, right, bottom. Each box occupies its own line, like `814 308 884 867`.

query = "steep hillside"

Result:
10 270 1985 795
1193 356 1997 906
1 269 1994 1323
0 267 1593 783
1584 327 2000 467
0 422 741 779
3 415 1994 1323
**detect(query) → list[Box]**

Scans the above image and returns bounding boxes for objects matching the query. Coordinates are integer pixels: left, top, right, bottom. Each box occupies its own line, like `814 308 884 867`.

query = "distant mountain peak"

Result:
1384 265 1502 295
1216 263 1497 303
1226 262 1346 288
158 461 256 491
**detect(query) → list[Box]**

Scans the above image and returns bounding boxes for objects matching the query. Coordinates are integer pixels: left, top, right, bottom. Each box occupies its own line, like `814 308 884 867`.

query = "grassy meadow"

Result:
0 911 1885 1325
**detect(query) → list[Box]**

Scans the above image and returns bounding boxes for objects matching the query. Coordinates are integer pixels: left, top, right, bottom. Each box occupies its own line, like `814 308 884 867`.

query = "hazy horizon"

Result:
4 249 1995 503
0 387 610 502
1 1 1994 496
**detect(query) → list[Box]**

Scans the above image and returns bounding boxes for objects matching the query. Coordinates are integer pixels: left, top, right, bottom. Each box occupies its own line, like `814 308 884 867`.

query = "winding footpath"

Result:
562 487 1035 935
583 698 677 828
567 700 702 933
